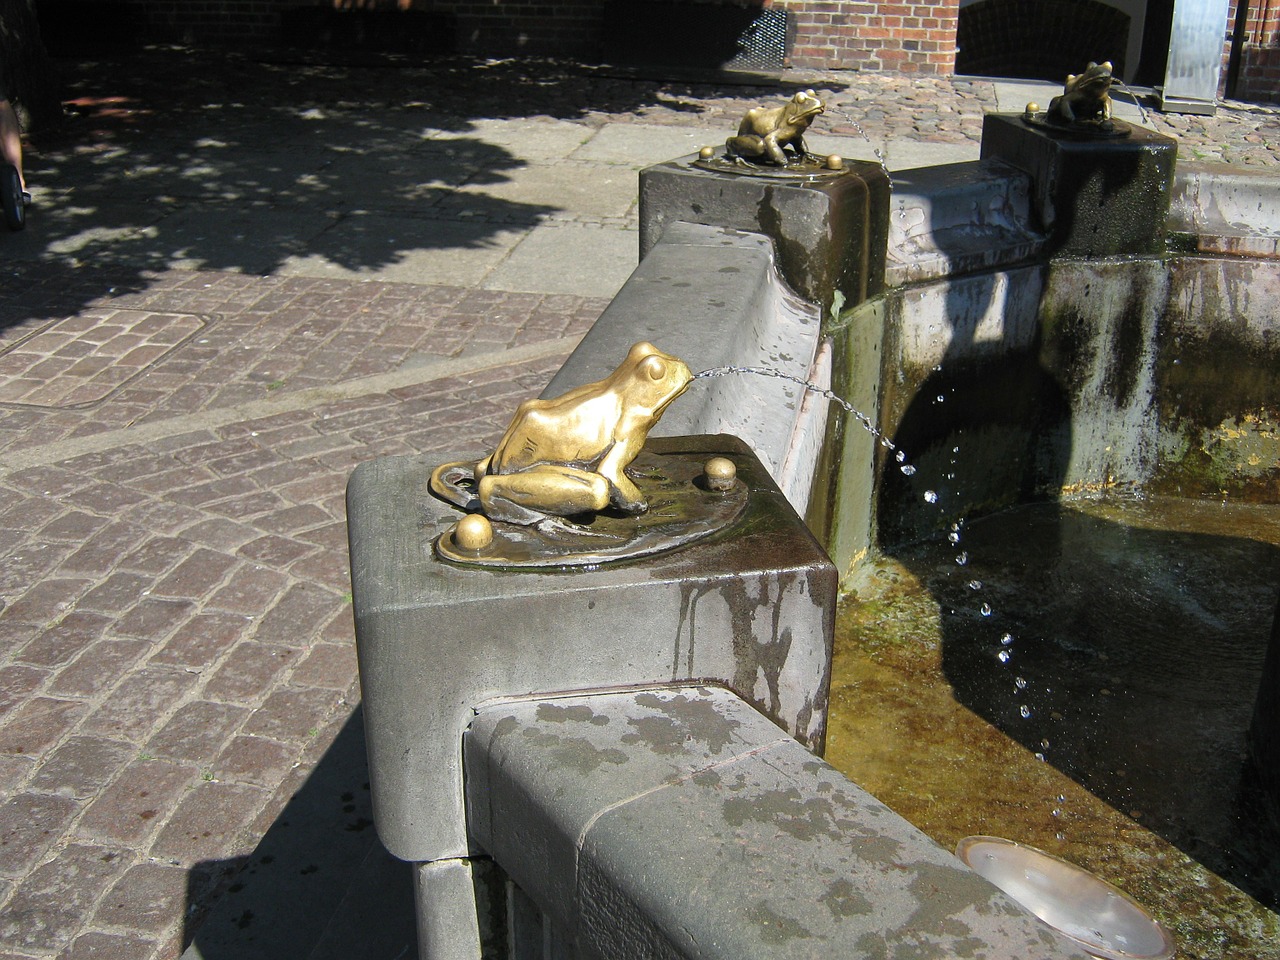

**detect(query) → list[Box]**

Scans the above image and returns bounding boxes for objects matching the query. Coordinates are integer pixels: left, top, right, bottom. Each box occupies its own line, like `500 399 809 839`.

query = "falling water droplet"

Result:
1015 676 1028 690
1020 704 1033 718
936 394 945 403
923 490 938 503
1034 752 1046 762
955 551 968 565
997 650 1011 663
947 530 961 544
1000 633 1014 645
980 602 993 617
899 464 916 476
1040 738 1051 750
895 449 906 463
967 579 982 591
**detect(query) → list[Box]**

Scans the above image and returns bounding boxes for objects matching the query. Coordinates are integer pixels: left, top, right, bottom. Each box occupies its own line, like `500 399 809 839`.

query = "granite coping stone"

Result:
465 686 1094 959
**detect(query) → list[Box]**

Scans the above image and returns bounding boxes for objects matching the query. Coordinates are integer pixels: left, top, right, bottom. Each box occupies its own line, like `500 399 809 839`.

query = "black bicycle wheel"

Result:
1 164 25 231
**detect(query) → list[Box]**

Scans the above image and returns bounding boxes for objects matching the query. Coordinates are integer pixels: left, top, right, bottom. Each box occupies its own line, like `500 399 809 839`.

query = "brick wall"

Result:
782 0 959 73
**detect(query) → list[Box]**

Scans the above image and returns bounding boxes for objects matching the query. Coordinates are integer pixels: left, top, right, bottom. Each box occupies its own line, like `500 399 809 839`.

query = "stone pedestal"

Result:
347 435 837 865
639 156 890 311
980 114 1178 258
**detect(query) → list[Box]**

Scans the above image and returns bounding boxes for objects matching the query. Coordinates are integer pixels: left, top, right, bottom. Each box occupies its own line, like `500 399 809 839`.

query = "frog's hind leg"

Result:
478 466 611 525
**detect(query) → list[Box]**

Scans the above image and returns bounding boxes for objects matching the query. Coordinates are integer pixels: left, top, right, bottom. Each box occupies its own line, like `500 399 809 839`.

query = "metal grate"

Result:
603 3 791 72
729 10 790 71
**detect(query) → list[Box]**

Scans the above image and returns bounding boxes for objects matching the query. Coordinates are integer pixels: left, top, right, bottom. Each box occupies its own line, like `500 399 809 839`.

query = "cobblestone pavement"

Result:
1 48 1278 960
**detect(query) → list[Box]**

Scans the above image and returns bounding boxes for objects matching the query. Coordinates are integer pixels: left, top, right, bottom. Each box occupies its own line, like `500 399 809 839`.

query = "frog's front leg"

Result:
479 464 611 525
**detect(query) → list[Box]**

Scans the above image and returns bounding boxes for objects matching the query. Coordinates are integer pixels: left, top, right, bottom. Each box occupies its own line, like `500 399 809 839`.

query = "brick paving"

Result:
0 265 602 958
1 47 1278 960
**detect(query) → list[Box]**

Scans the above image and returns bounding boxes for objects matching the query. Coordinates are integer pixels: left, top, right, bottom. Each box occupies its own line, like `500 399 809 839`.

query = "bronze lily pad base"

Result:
693 153 848 181
1022 112 1132 139
432 449 748 569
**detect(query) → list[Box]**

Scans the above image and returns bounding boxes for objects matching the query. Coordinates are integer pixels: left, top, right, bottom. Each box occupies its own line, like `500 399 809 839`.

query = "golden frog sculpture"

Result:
1048 61 1115 126
725 89 825 166
430 342 693 526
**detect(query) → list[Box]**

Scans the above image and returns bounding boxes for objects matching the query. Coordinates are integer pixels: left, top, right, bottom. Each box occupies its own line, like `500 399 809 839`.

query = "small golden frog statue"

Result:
725 89 825 166
1048 61 1115 127
431 342 693 526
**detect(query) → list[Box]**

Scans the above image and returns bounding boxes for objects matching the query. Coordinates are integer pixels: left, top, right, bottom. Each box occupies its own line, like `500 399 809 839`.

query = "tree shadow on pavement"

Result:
0 49 817 328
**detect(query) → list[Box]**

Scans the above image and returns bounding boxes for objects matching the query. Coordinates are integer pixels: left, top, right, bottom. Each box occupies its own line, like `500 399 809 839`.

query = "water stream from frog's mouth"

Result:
692 364 926 475
833 110 889 177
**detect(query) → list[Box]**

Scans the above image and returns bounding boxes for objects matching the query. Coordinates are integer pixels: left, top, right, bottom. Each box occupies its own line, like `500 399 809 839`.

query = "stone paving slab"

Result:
0 46 1277 960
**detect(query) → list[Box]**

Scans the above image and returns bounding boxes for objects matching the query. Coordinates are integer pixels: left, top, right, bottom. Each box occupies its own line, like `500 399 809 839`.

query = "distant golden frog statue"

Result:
1049 61 1115 126
725 89 825 166
430 342 693 526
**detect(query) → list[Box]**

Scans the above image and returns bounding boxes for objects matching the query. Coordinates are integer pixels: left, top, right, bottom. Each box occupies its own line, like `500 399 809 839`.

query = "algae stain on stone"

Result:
627 690 741 754
746 901 812 944
818 878 873 919
536 702 610 726
519 728 627 775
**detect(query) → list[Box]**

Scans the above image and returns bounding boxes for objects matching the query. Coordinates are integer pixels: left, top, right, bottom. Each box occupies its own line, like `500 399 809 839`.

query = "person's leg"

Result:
0 98 26 194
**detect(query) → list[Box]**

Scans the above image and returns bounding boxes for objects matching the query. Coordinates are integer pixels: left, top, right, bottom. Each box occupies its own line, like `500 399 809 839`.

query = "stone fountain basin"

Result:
830 253 1279 560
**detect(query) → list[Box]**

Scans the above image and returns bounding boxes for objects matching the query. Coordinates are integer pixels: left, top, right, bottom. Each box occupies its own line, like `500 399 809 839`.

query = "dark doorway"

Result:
956 0 1132 80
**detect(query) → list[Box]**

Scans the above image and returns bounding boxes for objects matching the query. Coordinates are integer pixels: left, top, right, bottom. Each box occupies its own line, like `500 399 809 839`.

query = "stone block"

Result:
885 159 1045 286
347 434 836 863
980 113 1177 257
639 155 890 311
1168 160 1280 258
465 686 1093 959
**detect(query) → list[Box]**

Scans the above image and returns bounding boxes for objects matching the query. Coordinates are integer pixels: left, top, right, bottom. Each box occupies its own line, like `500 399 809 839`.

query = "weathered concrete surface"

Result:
826 254 1280 571
638 155 890 313
465 686 1094 959
885 159 1045 286
1169 160 1280 257
347 435 836 864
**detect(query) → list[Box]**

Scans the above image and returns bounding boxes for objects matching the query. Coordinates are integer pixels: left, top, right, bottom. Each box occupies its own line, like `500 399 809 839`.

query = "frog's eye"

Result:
641 356 666 380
